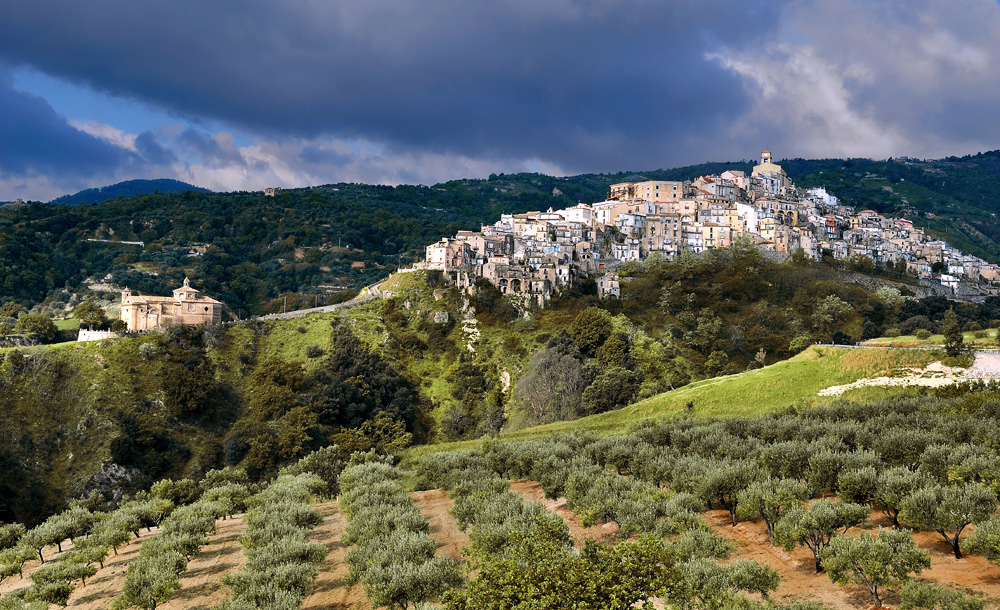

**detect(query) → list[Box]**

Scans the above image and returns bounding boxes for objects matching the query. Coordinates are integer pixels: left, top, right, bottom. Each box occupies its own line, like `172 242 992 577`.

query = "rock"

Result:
433 311 449 324
433 289 444 301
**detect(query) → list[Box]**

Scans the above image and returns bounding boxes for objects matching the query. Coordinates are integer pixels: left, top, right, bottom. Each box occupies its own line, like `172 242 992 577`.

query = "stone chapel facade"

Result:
120 277 223 331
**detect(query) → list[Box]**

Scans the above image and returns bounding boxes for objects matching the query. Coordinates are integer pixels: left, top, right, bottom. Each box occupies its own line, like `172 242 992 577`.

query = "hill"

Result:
48 179 211 205
2 151 1000 314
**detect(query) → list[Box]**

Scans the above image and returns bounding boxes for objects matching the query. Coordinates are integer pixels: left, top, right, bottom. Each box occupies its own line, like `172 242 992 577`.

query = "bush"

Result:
964 322 982 332
884 328 901 338
915 329 932 339
304 344 324 358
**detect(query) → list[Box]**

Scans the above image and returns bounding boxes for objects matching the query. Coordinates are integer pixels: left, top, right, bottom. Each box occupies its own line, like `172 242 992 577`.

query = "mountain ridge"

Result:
48 178 211 205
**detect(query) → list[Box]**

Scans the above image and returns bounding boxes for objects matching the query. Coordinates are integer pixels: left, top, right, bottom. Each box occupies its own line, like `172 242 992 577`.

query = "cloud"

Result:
707 44 910 159
709 0 1000 161
0 1 786 173
0 66 129 181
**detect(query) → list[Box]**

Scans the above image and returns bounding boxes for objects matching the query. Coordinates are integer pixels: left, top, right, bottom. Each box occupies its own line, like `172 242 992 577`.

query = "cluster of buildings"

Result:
424 150 1000 303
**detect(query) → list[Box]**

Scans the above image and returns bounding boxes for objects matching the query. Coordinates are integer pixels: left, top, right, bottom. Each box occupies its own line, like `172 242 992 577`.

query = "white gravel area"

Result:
966 352 1000 378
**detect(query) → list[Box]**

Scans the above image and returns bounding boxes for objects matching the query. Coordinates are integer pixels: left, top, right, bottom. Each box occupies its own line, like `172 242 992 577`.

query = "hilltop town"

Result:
425 150 1000 303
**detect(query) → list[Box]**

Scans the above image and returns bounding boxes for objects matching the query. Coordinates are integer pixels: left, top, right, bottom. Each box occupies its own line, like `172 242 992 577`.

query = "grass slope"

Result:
405 345 943 458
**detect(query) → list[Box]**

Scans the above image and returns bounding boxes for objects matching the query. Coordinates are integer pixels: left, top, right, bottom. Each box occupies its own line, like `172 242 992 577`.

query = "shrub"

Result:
304 344 324 358
884 328 901 338
964 322 982 332
915 329 932 339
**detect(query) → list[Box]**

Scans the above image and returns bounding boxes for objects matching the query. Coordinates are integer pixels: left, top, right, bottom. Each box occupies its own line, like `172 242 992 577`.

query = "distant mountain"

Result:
50 179 211 205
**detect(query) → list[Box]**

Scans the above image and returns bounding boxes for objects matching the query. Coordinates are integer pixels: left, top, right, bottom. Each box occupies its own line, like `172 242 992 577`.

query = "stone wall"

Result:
77 330 122 342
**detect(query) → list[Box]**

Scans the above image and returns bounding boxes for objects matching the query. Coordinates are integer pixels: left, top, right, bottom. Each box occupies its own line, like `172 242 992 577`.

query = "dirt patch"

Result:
710 509 1000 609
301 502 368 610
59 515 248 610
158 515 247 610
413 489 470 563
510 479 620 546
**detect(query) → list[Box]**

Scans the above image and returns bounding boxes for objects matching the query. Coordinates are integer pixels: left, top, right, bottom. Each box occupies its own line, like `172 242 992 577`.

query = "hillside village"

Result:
425 150 1000 303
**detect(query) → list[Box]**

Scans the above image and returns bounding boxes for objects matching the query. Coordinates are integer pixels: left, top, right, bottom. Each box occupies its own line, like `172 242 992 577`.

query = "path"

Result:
412 489 471 564
262 280 384 321
159 514 248 610
301 502 367 610
509 479 619 546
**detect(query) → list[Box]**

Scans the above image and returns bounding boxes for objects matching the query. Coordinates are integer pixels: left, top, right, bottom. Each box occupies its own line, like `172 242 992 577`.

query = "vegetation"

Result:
821 528 931 607
340 459 460 610
215 453 331 610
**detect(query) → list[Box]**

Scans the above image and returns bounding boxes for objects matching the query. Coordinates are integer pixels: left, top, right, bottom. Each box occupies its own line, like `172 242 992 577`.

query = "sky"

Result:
2 0 1000 201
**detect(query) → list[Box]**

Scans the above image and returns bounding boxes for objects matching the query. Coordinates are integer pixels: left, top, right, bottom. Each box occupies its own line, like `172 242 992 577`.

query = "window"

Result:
188 304 194 312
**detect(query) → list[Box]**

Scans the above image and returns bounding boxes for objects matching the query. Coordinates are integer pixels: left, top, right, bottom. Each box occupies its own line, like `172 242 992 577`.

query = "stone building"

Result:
120 277 223 331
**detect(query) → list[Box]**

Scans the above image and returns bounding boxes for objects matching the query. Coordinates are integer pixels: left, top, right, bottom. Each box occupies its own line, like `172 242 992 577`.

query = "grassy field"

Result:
55 318 81 330
405 345 945 459
863 328 998 348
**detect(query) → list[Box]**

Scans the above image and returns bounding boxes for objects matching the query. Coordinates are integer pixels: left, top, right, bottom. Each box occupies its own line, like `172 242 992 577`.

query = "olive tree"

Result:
822 528 930 608
774 500 869 572
873 467 932 529
698 460 761 526
736 478 809 543
900 483 997 559
899 581 985 610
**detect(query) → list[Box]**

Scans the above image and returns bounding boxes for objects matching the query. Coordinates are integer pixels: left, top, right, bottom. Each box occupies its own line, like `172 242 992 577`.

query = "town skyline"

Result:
425 150 998 303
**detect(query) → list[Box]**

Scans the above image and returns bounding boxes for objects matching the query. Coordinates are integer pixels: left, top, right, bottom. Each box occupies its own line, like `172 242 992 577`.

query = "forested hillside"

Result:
48 179 211 206
3 151 1000 316
6 254 1000 528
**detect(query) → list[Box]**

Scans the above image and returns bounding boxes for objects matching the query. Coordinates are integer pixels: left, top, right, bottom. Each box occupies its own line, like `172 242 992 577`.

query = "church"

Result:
120 277 223 331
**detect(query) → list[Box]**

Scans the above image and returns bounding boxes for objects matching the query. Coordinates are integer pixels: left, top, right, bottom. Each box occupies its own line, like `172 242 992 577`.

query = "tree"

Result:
900 483 997 558
698 460 761 527
965 515 1000 565
280 445 343 499
73 301 107 330
821 528 930 607
774 500 869 572
0 523 25 550
14 313 57 344
837 467 879 505
444 519 680 610
580 367 641 415
568 307 613 357
942 307 964 357
736 478 809 543
673 558 780 610
873 467 931 529
0 301 22 319
112 552 186 610
516 347 586 423
899 581 985 610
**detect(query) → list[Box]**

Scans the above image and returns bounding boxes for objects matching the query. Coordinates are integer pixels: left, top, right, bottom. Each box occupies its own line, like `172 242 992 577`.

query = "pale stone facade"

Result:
120 277 223 331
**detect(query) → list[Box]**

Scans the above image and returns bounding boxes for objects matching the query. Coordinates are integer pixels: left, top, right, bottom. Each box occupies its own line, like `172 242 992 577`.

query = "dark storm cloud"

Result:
177 128 244 167
0 66 128 176
0 1 788 172
134 130 177 165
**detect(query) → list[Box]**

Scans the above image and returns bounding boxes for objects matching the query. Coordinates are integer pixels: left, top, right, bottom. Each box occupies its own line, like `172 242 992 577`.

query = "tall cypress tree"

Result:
942 307 963 357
